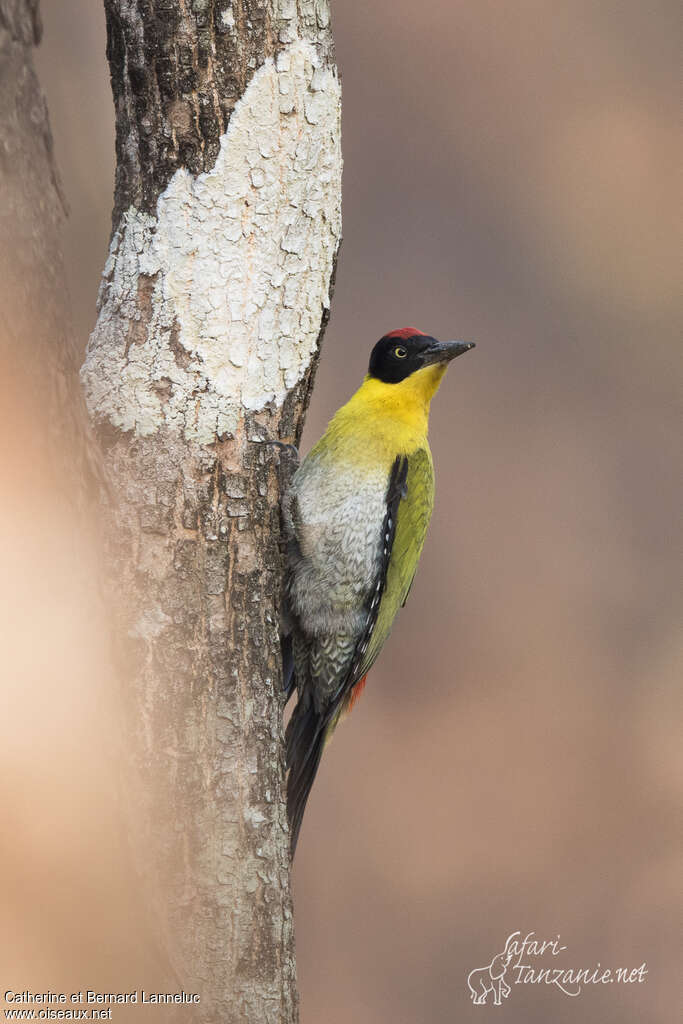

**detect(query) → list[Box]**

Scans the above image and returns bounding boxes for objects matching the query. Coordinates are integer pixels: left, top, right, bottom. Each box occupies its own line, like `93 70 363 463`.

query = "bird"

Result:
281 327 475 854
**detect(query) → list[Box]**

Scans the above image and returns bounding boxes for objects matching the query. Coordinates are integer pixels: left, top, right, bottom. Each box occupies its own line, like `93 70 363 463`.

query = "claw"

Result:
263 440 299 459
259 439 300 492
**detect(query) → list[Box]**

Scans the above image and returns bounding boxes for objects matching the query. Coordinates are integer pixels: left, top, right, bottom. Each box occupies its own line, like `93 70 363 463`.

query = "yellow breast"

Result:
319 363 447 465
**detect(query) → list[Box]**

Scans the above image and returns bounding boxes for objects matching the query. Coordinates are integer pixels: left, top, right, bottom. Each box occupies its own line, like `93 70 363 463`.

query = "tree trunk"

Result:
81 3 341 1021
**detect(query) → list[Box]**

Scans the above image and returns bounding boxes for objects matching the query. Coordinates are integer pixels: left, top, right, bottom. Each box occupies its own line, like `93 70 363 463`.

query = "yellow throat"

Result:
322 363 448 460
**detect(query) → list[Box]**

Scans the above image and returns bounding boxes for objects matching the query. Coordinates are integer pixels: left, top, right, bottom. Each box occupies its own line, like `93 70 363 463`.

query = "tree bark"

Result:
81 3 341 1021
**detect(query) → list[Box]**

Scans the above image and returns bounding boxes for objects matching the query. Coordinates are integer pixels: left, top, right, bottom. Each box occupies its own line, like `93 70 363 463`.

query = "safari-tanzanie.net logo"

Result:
466 931 647 1007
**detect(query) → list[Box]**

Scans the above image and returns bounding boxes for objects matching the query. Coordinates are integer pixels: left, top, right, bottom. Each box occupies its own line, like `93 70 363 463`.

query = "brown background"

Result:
18 1 680 1021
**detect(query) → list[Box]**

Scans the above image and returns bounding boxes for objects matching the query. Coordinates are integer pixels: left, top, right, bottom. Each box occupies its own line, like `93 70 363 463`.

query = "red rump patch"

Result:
347 674 368 714
384 326 427 340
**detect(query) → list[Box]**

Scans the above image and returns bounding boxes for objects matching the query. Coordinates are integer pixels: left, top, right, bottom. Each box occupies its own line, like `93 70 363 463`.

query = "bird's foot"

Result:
253 437 300 496
260 439 300 492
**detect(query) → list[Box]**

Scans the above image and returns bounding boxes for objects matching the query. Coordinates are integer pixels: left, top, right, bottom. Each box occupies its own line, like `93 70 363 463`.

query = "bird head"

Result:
368 328 474 384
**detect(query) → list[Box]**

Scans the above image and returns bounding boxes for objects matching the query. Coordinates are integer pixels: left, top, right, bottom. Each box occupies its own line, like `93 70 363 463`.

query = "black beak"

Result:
424 339 475 366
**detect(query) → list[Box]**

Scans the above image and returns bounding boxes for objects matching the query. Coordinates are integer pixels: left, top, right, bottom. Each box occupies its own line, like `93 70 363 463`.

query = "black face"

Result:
368 329 474 383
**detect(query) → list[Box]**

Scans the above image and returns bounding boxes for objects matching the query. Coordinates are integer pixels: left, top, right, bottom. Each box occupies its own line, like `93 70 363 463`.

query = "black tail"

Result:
286 696 327 855
281 633 296 702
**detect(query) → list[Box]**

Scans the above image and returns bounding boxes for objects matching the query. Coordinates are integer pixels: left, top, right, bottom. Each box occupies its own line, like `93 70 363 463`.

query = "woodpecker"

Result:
282 328 475 853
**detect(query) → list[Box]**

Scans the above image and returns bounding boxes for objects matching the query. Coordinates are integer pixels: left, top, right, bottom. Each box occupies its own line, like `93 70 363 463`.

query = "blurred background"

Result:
20 1 681 1020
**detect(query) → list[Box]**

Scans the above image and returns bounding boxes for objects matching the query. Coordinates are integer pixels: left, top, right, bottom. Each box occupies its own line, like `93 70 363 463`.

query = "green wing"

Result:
359 445 435 677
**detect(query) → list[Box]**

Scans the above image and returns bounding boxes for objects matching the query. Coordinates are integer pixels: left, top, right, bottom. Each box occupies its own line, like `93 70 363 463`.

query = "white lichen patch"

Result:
220 5 235 30
82 40 341 442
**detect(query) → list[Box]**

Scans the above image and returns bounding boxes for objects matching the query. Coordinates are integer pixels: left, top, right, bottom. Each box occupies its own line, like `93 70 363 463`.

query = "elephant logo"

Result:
467 948 514 1006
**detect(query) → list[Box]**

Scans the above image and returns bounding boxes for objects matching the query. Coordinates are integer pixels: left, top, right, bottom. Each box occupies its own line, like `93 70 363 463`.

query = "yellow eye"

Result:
394 345 407 358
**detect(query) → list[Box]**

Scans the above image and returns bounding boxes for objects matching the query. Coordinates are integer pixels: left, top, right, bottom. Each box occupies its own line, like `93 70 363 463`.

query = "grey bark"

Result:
81 3 341 1022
